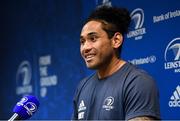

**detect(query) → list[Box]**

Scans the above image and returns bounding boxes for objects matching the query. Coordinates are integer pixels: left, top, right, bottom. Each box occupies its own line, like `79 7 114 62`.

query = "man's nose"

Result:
82 41 92 53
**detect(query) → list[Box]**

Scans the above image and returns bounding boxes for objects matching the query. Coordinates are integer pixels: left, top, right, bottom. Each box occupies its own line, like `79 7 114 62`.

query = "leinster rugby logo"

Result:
127 8 146 40
96 0 112 7
102 96 114 111
16 61 33 95
164 37 180 73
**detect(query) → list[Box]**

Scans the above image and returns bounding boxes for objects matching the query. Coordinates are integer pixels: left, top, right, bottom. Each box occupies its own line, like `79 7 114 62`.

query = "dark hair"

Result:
84 6 131 57
85 6 131 38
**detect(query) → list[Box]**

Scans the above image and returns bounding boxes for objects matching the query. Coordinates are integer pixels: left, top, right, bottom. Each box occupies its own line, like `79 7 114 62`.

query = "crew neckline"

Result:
96 62 130 81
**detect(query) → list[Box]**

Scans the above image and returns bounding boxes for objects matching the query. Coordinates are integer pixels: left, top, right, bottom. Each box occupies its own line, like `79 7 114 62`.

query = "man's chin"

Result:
86 64 98 70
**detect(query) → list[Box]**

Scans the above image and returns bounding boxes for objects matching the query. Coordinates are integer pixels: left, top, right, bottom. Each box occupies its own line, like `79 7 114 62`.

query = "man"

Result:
72 6 160 120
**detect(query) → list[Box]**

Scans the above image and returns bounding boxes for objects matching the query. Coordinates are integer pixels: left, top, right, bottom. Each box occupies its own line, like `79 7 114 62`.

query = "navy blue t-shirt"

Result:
72 63 160 120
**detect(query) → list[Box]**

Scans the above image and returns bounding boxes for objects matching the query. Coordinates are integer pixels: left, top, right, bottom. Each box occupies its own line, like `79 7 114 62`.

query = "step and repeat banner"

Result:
0 0 179 120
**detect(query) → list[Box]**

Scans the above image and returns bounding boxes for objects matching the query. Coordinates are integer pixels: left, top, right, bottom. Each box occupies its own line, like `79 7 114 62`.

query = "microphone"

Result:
8 95 40 121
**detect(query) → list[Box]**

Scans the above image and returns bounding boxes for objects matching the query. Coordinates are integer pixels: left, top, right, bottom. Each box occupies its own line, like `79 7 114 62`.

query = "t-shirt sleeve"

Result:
71 76 92 120
71 88 79 120
123 72 160 120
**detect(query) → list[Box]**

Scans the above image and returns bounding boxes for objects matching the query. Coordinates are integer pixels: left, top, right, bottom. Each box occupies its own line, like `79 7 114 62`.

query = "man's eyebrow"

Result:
87 32 98 36
80 32 98 39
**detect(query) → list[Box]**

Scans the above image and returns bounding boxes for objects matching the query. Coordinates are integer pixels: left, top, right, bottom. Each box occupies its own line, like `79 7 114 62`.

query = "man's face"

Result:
80 20 114 69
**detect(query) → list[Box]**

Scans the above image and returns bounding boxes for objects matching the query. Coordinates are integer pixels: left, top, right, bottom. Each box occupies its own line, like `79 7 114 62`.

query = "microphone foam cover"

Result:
13 95 40 120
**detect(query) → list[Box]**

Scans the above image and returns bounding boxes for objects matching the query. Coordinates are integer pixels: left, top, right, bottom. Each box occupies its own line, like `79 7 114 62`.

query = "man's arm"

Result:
124 73 160 120
128 116 157 121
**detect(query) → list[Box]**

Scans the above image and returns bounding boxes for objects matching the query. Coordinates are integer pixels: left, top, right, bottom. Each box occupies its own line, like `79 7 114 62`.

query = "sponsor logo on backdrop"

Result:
153 9 180 23
169 85 180 107
102 96 114 111
128 55 156 65
164 37 180 73
96 0 112 7
78 100 86 119
127 8 146 40
16 61 33 95
39 55 58 97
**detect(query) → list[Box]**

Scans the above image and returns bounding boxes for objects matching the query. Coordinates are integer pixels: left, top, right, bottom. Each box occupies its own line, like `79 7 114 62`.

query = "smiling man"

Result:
72 6 160 120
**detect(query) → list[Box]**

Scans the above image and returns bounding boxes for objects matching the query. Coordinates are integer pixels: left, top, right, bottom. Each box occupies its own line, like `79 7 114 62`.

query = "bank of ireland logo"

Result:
164 37 180 73
16 61 33 95
127 8 146 40
169 85 180 107
102 96 114 111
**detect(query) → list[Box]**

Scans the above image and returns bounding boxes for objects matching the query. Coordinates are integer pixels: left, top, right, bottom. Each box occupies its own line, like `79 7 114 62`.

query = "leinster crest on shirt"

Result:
102 96 114 111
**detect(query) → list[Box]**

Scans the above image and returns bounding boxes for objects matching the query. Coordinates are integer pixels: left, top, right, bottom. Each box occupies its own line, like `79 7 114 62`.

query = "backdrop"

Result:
0 0 180 120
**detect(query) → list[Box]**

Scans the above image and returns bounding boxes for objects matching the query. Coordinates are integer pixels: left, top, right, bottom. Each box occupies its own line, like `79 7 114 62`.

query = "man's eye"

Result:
89 36 98 42
80 39 85 45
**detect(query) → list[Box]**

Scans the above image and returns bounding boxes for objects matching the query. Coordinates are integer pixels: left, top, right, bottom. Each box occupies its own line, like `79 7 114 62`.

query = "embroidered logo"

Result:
78 100 86 119
102 96 114 111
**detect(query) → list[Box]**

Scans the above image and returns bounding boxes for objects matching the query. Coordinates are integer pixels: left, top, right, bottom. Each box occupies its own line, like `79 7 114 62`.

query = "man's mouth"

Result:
84 54 96 62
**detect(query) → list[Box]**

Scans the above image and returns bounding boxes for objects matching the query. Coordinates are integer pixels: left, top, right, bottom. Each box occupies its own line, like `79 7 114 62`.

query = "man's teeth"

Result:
86 55 94 58
86 55 94 59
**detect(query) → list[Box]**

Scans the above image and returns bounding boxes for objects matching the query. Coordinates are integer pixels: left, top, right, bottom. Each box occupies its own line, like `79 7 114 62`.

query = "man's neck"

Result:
97 58 126 79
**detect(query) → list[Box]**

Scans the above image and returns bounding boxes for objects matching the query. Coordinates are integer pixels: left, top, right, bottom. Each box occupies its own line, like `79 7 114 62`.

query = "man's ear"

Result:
111 32 123 49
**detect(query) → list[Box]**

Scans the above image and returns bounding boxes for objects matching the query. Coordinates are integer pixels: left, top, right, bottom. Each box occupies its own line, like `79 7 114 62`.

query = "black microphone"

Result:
8 95 40 121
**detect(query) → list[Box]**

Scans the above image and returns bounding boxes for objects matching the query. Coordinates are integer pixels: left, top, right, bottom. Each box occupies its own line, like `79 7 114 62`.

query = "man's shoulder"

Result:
125 62 153 79
77 73 96 89
123 63 156 88
73 73 96 99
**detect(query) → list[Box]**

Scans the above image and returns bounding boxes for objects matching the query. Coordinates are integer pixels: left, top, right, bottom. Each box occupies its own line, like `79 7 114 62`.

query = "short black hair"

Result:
85 5 131 38
84 6 131 57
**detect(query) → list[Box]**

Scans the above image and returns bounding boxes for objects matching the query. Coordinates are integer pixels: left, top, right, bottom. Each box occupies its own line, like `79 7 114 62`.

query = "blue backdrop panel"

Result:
0 0 179 120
